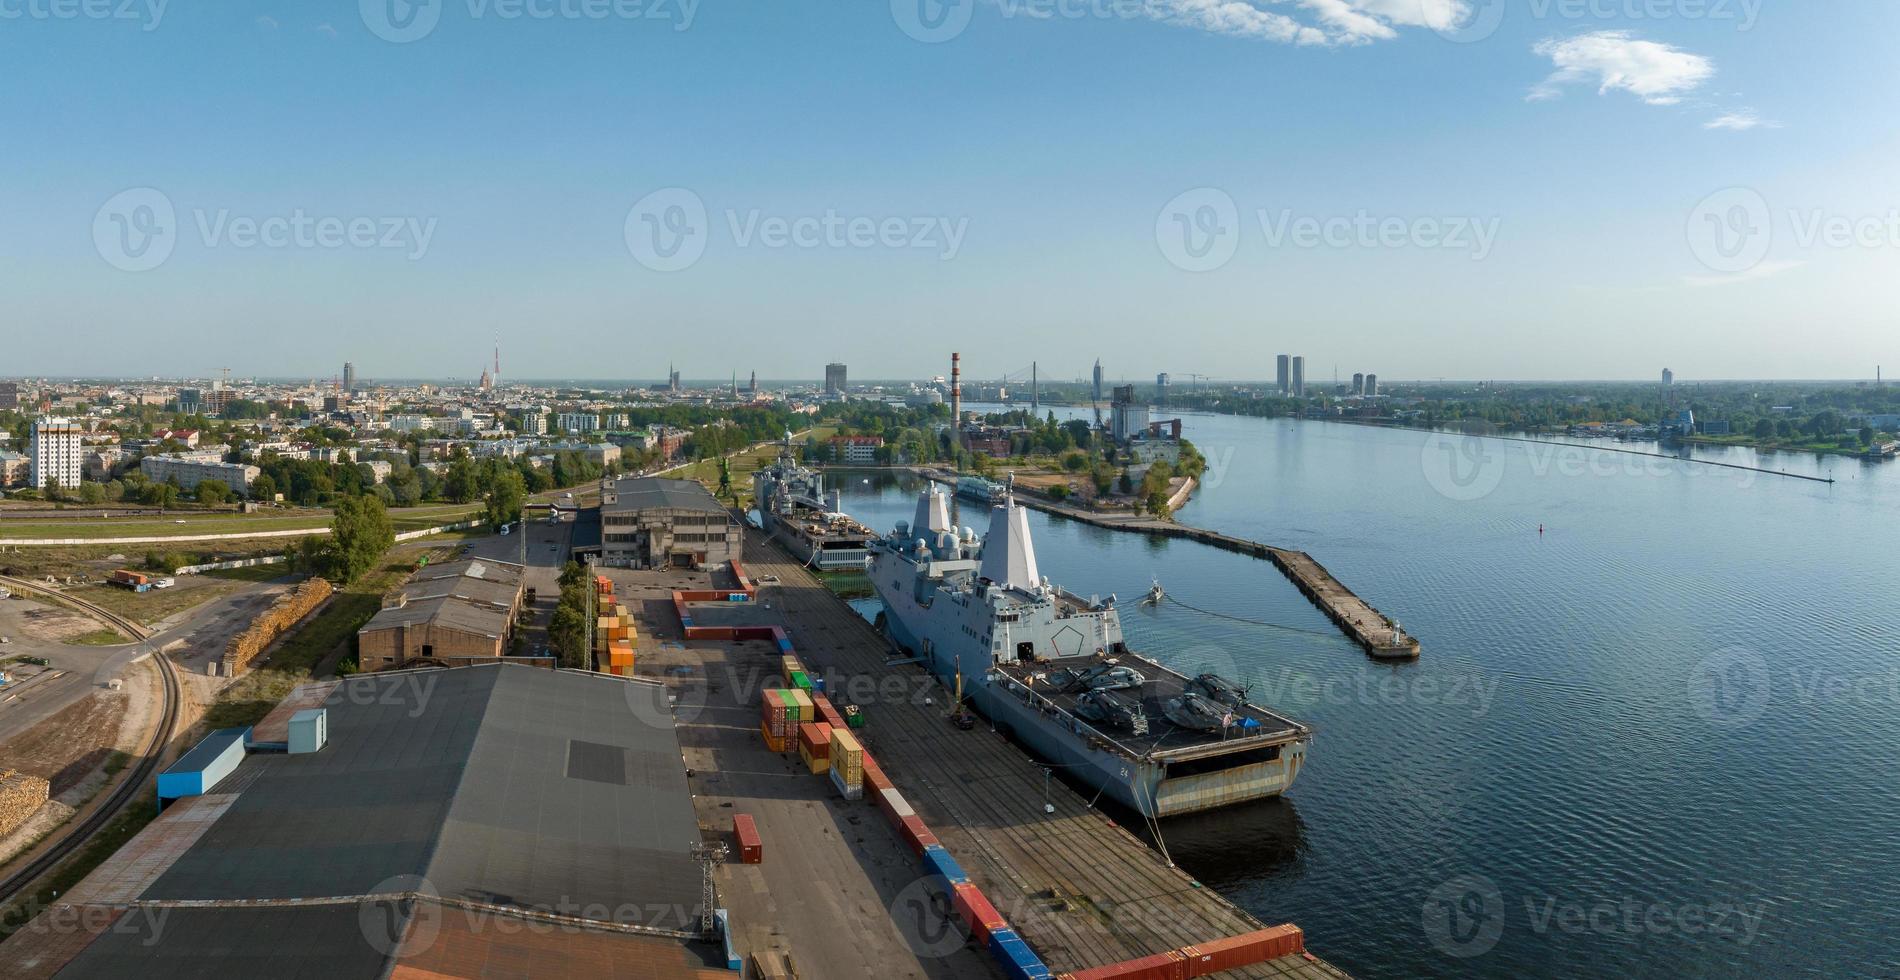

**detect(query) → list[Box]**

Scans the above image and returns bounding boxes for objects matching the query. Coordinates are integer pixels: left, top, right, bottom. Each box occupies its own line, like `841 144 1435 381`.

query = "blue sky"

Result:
3 1 1895 383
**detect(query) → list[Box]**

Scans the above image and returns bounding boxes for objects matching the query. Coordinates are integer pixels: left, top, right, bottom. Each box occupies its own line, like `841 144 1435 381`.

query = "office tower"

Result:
31 416 83 489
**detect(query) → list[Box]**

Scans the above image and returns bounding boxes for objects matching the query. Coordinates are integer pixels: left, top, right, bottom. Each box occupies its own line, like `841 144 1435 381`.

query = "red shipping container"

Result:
898 814 936 857
734 814 762 864
951 882 1009 947
798 722 834 755
1063 951 1189 980
1179 925 1304 977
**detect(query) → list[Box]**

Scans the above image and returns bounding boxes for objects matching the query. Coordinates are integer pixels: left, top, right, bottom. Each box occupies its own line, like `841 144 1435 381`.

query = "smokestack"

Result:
951 352 961 426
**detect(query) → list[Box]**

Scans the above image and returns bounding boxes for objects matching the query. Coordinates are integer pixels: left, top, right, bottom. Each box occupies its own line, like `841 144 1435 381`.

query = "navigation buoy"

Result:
1538 524 1545 535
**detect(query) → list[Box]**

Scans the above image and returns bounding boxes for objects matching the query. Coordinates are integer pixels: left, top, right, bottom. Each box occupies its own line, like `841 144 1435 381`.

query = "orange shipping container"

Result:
1179 925 1304 977
951 883 1010 948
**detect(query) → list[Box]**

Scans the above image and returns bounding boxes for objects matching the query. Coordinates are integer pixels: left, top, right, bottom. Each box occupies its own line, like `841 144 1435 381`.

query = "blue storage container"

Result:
990 934 1053 979
158 727 251 805
922 843 969 884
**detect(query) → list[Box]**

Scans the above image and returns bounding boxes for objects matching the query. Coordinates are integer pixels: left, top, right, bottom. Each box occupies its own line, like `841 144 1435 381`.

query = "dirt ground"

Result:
0 689 132 798
6 604 107 644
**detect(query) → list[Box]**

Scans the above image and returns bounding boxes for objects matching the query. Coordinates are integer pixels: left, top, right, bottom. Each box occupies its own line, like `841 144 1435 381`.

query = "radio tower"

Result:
493 339 501 390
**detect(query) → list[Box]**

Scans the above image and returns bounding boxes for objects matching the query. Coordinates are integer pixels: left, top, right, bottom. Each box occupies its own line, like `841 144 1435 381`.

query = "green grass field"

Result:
0 503 481 541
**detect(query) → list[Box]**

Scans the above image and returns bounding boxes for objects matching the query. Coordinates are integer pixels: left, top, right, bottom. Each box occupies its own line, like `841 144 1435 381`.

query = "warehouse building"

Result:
598 477 741 570
0 664 726 979
355 559 524 671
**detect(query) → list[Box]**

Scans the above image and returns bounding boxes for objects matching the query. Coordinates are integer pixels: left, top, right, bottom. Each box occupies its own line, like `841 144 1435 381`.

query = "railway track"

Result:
0 575 181 908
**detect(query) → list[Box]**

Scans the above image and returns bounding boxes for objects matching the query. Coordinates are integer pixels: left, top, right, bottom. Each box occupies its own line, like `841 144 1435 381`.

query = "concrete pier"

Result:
734 527 1355 979
916 470 1420 660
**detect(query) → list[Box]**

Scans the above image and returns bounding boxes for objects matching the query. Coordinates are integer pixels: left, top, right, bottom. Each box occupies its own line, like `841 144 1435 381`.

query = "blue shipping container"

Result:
922 844 969 885
158 727 250 803
990 935 1053 980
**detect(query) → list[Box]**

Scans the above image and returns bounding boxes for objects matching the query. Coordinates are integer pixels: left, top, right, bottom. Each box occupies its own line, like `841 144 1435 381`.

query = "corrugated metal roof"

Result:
604 477 729 515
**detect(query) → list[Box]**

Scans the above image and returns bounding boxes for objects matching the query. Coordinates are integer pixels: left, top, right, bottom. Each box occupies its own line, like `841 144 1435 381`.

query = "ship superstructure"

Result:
867 483 1311 817
752 434 873 570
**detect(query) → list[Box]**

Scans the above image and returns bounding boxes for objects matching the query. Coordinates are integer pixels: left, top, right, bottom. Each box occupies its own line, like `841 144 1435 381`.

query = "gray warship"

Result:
867 483 1311 817
752 435 874 571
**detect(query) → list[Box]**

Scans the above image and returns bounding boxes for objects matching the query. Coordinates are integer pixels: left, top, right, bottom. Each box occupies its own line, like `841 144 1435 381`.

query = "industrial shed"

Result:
598 477 741 570
2 663 723 979
355 559 524 672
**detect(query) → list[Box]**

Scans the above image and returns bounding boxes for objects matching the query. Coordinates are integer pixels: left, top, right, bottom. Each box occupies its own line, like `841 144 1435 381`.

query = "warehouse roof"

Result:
358 559 523 639
23 664 709 979
605 477 730 515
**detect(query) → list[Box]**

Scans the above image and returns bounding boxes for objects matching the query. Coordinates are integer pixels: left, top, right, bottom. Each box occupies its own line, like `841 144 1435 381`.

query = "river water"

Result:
834 406 1900 979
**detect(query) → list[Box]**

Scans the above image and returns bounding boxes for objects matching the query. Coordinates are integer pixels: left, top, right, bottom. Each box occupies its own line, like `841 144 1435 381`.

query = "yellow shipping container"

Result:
785 689 814 725
781 655 803 685
828 728 864 781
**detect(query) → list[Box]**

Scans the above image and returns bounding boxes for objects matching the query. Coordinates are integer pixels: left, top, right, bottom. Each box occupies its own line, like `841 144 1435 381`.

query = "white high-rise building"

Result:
31 416 83 490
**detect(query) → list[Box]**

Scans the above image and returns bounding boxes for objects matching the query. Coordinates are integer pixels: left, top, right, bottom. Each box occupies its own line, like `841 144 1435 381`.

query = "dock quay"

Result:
913 469 1420 660
704 525 1356 979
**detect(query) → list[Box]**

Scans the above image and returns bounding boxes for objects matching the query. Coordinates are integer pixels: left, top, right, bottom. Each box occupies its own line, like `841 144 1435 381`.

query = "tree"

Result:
485 467 526 530
1860 426 1875 447
328 494 395 584
78 482 107 505
1753 418 1775 440
249 472 278 502
196 479 230 505
44 476 61 502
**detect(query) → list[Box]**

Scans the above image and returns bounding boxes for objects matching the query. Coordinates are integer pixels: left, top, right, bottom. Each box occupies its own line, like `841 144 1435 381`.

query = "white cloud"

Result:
255 15 278 30
1092 0 1475 46
1705 109 1780 131
1682 259 1805 287
1530 32 1714 105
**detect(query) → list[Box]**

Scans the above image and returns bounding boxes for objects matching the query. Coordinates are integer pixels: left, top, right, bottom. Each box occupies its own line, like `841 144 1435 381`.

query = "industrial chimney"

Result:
951 352 962 427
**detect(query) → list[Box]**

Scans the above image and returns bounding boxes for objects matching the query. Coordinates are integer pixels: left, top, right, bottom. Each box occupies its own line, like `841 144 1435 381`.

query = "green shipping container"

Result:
791 671 813 693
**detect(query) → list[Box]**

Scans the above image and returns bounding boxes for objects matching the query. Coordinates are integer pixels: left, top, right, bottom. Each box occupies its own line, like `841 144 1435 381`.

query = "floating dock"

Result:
741 526 1355 979
916 470 1420 660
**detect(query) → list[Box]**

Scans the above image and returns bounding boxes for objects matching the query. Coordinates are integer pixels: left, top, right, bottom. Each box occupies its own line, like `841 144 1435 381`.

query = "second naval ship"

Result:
753 434 875 571
868 483 1311 817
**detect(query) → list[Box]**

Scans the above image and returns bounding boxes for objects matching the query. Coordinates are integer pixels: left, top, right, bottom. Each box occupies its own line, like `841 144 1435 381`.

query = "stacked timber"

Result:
0 769 50 838
223 578 333 675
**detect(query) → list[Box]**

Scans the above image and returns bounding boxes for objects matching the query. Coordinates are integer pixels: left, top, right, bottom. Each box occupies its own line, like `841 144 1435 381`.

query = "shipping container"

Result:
922 844 969 885
1061 951 1189 980
990 931 1054 980
829 764 864 800
878 788 916 824
828 728 864 782
761 689 794 739
952 882 1010 947
781 655 803 684
900 815 940 857
759 721 788 753
785 688 814 725
734 813 762 864
158 726 250 804
1178 925 1304 978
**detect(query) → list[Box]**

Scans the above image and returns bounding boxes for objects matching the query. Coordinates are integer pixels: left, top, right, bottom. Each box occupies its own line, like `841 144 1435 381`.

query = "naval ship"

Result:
752 435 874 571
868 483 1312 817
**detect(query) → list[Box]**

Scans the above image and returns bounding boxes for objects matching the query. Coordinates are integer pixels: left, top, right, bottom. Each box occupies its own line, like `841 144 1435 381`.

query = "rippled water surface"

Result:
836 409 1900 979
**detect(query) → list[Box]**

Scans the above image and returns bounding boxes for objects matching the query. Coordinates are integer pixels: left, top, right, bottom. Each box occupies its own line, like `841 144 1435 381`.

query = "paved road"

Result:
464 516 574 658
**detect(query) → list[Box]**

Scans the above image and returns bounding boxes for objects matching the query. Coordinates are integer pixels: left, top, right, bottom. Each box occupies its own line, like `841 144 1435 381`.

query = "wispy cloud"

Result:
1021 0 1476 46
1529 31 1714 105
1683 259 1805 287
1705 108 1780 131
256 15 278 30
